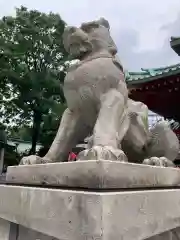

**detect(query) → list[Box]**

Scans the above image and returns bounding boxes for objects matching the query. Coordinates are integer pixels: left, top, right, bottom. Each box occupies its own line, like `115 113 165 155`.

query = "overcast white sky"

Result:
0 0 180 70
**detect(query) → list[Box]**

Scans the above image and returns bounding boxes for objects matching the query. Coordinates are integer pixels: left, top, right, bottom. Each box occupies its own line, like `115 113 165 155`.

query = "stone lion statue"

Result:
20 18 179 166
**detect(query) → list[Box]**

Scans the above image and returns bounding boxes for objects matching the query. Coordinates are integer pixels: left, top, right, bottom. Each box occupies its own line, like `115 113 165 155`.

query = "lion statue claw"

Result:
78 146 128 162
20 155 51 165
143 157 175 167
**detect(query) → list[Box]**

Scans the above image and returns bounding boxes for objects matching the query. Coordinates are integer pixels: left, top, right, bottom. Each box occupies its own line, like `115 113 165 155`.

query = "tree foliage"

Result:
4 145 21 170
39 103 67 147
0 6 68 153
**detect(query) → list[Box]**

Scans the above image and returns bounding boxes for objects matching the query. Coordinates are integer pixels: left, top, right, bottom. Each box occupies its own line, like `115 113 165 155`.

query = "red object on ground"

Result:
68 152 77 161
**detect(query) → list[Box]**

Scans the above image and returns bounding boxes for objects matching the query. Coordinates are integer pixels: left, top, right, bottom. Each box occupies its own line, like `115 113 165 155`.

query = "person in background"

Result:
68 151 77 161
68 147 86 161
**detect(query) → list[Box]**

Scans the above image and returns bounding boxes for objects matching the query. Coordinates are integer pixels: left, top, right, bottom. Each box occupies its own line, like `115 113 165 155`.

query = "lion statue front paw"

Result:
77 146 128 162
143 157 175 167
20 155 52 165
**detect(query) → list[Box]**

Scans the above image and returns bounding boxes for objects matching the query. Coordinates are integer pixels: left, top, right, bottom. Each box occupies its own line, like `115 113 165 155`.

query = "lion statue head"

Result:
63 17 118 60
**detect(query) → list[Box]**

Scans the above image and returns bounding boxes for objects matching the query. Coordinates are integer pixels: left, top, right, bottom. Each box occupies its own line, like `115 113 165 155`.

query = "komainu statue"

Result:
20 18 179 166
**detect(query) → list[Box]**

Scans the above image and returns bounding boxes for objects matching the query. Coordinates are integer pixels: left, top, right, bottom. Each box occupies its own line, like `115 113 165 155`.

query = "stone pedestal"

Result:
0 161 180 239
6 160 180 188
0 219 10 240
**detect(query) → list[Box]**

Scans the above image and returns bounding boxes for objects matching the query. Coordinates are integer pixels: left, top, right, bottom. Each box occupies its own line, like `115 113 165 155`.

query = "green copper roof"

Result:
125 63 180 85
171 36 180 41
170 36 180 56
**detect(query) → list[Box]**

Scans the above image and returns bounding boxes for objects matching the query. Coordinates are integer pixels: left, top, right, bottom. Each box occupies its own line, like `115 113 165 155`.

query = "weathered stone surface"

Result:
0 221 59 240
9 223 17 240
0 218 10 240
6 160 180 188
0 185 101 240
102 189 180 240
0 185 180 239
18 225 58 240
147 227 180 240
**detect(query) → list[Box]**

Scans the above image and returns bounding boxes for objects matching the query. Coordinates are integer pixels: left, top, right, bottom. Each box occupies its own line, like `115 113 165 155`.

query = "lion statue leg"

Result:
20 108 90 165
121 99 151 163
143 122 179 167
77 89 130 161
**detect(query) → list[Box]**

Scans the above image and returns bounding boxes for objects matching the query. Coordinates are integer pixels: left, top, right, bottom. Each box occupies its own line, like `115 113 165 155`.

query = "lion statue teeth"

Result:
20 18 179 167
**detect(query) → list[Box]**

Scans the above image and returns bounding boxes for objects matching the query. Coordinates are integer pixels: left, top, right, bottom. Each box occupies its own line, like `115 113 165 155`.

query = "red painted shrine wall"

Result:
130 74 180 121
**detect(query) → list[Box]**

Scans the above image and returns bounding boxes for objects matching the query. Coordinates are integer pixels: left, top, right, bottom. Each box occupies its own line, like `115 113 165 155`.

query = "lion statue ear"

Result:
63 26 90 53
81 17 110 32
63 26 92 58
98 18 110 30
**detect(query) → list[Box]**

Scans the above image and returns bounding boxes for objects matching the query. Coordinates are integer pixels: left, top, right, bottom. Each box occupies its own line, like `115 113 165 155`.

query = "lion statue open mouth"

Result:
20 18 179 167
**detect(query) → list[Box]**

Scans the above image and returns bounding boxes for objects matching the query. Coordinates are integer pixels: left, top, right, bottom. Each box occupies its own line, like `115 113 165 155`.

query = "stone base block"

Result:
0 185 180 239
0 218 10 240
6 160 180 188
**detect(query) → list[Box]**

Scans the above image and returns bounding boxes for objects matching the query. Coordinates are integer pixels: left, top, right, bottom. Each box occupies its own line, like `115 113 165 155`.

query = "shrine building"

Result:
125 36 180 140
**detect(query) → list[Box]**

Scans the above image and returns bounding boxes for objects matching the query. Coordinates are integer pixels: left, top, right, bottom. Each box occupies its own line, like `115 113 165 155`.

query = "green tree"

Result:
39 103 66 150
0 6 68 153
8 125 32 142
